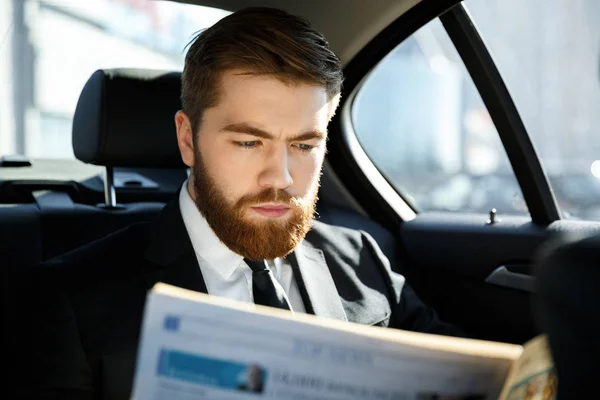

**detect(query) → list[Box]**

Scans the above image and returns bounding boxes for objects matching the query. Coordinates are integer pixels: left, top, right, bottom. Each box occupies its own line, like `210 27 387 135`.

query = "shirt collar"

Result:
179 180 245 280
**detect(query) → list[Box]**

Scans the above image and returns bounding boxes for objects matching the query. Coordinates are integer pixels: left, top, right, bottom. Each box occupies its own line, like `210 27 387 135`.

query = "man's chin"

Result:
214 211 312 260
224 222 300 260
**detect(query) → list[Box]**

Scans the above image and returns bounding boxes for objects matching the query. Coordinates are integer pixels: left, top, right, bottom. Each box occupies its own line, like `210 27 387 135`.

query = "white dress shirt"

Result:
179 181 306 313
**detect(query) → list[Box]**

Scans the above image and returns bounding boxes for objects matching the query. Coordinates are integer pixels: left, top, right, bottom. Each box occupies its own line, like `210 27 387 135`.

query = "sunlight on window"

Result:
591 161 600 179
352 18 528 216
466 0 600 221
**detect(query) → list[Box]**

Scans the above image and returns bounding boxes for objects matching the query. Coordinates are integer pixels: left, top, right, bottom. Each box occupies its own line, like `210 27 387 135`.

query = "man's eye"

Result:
236 141 259 148
295 143 315 152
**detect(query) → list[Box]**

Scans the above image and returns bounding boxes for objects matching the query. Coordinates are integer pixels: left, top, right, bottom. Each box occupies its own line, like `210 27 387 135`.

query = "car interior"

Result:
2 0 600 396
0 65 399 275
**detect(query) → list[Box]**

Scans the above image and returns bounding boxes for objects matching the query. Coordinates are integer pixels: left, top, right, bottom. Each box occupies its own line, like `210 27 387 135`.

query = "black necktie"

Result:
244 259 292 311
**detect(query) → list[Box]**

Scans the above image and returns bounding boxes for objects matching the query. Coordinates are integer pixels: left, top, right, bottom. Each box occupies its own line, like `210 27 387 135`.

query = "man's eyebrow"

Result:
220 123 274 139
290 131 327 142
220 123 326 141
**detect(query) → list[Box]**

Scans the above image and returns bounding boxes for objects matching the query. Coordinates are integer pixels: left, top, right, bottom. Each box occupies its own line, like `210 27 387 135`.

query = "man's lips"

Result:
251 204 291 218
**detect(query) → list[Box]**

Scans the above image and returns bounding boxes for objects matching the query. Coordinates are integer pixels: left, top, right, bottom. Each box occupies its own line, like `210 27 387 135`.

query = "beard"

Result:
191 150 319 261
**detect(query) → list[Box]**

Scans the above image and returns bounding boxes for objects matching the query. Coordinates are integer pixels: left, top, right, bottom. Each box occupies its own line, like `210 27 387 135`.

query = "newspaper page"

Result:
498 335 557 400
132 283 524 400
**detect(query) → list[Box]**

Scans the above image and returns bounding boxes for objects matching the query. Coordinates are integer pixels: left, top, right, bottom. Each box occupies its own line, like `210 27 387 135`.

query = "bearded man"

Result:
17 7 464 400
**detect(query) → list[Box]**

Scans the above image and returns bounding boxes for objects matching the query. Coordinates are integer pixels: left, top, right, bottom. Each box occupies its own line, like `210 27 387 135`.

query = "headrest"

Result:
72 68 185 168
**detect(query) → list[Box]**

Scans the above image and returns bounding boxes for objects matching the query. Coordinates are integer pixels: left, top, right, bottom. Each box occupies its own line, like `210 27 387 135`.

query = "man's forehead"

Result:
217 70 328 102
211 73 332 130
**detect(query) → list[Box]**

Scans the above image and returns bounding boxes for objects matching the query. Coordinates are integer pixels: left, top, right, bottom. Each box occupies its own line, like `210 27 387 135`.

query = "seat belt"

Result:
33 191 75 211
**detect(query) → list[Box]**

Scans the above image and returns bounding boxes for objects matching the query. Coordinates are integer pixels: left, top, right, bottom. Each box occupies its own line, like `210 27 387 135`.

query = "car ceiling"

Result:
169 0 419 65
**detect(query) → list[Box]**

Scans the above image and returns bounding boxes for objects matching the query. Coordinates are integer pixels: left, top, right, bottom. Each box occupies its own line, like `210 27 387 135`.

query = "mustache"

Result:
236 189 301 208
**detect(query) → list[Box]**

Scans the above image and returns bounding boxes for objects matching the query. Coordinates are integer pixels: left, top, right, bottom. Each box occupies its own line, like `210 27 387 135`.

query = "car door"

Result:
326 0 600 344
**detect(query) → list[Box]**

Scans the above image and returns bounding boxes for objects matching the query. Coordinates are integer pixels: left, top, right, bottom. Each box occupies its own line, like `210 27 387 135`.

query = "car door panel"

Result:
324 0 600 348
398 214 600 343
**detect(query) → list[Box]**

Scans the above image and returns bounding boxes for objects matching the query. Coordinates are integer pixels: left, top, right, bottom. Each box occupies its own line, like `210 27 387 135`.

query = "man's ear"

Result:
175 110 195 168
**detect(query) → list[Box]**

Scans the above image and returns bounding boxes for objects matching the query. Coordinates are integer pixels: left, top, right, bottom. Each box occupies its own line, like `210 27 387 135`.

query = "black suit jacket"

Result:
12 197 464 400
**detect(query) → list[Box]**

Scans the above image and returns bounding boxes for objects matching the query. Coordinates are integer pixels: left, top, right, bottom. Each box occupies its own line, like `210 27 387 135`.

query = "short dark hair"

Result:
181 7 344 133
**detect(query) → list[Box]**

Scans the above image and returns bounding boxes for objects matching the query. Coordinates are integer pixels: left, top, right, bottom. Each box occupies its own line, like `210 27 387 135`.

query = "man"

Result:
237 364 265 393
15 7 464 400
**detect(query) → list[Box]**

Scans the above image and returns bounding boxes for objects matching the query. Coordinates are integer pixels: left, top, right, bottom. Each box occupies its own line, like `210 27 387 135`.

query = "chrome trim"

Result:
104 166 117 208
340 88 417 221
485 266 536 293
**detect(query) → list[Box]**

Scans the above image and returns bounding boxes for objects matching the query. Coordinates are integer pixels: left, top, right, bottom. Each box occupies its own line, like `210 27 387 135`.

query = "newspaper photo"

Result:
131 283 555 400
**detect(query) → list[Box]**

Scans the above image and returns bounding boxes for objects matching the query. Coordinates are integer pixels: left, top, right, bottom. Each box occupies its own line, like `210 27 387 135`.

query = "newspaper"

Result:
497 335 556 400
131 283 556 400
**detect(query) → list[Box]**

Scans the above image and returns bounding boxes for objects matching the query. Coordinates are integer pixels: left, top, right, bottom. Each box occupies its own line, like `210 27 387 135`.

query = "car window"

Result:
0 0 229 166
351 18 528 216
466 0 600 221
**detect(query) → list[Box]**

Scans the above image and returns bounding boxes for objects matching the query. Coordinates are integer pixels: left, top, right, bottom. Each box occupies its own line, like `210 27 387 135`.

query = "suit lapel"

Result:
289 241 348 322
140 193 347 323
142 195 207 294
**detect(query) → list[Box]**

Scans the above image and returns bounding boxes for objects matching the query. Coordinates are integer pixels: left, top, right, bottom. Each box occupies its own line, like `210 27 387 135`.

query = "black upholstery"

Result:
535 233 600 399
72 69 185 168
38 199 166 261
0 199 164 265
0 204 43 267
1 69 188 269
4 66 403 396
2 67 399 273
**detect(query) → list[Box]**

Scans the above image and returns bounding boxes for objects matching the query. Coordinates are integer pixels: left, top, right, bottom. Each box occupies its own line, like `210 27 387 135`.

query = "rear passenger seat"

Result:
5 69 404 391
1 70 406 322
1 69 187 269
1 68 402 273
0 204 42 267
0 195 169 264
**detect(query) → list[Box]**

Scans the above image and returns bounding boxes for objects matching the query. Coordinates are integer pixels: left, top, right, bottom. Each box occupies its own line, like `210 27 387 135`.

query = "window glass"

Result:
352 18 528 215
466 0 600 221
0 0 229 161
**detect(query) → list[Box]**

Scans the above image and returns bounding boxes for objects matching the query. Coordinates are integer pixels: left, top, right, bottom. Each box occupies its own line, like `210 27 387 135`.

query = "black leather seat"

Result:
1 67 401 279
535 233 600 399
4 69 189 393
1 66 400 272
5 68 404 396
1 70 187 268
69 68 401 270
46 68 189 258
0 204 43 266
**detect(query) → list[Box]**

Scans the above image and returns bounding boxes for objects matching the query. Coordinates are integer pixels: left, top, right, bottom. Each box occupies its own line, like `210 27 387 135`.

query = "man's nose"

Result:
258 145 293 190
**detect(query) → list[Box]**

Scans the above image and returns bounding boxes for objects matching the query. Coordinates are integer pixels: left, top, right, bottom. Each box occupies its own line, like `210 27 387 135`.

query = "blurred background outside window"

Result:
467 0 600 220
2 0 600 221
0 0 229 160
353 0 600 221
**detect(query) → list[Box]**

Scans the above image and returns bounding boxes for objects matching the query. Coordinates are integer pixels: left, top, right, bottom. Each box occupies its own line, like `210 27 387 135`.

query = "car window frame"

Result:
327 0 560 231
328 0 461 232
439 4 561 224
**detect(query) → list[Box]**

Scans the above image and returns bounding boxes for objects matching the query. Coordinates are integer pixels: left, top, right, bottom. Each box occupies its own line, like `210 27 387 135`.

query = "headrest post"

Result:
104 166 117 208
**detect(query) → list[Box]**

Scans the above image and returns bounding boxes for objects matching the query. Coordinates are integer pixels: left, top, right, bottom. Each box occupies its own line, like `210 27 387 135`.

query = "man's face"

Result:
176 70 335 260
247 365 263 390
